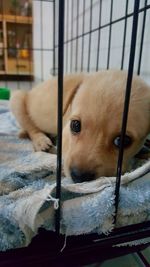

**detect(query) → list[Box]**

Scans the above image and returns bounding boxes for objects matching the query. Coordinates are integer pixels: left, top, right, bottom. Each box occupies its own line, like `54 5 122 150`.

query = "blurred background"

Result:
0 0 150 88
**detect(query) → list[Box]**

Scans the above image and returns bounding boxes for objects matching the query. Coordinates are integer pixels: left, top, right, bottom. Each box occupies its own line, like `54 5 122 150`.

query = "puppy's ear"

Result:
63 74 84 115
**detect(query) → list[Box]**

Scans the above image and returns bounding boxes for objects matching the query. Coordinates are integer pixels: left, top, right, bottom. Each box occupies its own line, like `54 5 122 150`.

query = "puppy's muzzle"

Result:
70 167 95 183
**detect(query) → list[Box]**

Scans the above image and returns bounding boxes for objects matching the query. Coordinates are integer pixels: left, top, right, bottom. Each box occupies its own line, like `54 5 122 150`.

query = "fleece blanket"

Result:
0 100 150 251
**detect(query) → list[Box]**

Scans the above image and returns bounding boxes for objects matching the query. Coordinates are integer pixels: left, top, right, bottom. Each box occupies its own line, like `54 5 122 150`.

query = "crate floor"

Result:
86 247 150 267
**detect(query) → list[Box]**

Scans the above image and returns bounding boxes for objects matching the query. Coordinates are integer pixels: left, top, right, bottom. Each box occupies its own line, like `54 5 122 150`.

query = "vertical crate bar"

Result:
65 0 69 73
87 0 93 72
121 0 129 70
53 0 56 76
137 0 147 75
114 0 140 223
70 0 74 72
55 0 65 236
107 0 113 69
81 0 85 72
96 0 102 71
40 1 44 81
1 0 8 88
28 9 33 89
75 0 79 72
14 0 20 89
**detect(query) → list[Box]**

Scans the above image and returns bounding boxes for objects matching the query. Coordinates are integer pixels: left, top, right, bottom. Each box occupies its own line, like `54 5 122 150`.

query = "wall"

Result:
33 0 54 83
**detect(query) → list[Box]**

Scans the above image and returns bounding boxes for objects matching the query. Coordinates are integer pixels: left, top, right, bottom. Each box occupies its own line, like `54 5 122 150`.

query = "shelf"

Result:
0 0 33 79
0 14 32 24
7 58 33 75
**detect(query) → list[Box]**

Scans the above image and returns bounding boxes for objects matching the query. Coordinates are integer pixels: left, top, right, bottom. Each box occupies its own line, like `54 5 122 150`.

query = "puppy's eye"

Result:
113 135 132 148
70 120 81 134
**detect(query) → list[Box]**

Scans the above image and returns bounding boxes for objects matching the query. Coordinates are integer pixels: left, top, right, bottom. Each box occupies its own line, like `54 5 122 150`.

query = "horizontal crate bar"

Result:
63 221 150 254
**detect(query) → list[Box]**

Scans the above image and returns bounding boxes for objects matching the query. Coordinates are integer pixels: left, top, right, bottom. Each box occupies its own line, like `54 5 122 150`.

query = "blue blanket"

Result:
0 100 150 251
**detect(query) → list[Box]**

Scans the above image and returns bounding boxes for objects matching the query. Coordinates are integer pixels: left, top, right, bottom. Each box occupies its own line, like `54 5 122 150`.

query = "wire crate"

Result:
0 0 150 266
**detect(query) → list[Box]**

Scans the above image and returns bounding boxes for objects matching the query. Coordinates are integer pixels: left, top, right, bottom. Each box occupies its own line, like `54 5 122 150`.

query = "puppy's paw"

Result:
33 133 54 153
19 130 29 139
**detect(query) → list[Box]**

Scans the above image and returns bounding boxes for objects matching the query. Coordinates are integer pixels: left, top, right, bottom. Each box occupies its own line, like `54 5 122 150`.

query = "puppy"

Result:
10 70 150 182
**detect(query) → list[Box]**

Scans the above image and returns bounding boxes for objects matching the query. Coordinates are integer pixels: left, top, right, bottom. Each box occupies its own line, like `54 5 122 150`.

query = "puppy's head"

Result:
62 70 150 183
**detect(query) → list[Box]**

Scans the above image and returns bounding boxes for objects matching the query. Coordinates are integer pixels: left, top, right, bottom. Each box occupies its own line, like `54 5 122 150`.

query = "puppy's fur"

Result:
10 70 150 182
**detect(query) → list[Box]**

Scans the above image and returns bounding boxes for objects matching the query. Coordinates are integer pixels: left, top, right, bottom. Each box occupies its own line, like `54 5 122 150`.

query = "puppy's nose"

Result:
70 167 95 183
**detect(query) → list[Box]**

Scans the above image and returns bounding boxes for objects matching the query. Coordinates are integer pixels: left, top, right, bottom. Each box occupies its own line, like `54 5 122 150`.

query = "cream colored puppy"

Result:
10 70 150 182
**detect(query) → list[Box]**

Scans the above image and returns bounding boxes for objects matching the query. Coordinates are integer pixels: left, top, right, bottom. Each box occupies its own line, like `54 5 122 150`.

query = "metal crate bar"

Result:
114 0 140 223
65 0 69 73
137 0 147 75
96 0 102 71
63 222 150 255
87 0 93 72
121 0 129 70
53 0 56 76
55 0 65 236
107 0 113 69
75 0 79 72
81 0 86 72
70 0 74 73
136 251 150 267
60 4 150 47
40 0 44 81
